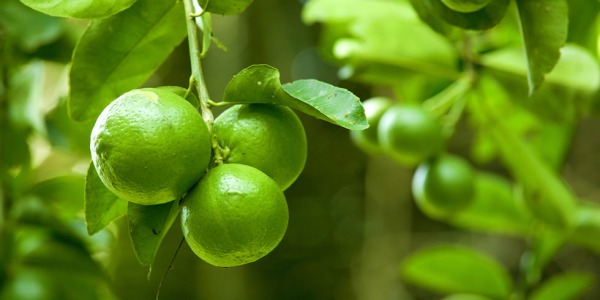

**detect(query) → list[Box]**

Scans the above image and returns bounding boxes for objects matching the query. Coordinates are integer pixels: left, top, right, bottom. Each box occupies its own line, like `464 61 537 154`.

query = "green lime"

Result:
214 103 307 190
377 104 444 166
90 88 212 205
350 97 393 155
181 163 288 267
441 0 492 13
412 154 475 218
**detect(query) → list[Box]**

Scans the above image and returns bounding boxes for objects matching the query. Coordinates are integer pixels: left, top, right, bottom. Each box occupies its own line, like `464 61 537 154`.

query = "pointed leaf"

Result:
222 64 367 130
128 201 180 275
516 0 568 94
401 245 512 299
68 0 187 121
19 0 137 19
85 162 127 235
529 272 594 300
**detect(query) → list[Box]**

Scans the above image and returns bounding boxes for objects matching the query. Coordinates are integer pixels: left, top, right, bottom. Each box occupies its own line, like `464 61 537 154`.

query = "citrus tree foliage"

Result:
304 0 600 298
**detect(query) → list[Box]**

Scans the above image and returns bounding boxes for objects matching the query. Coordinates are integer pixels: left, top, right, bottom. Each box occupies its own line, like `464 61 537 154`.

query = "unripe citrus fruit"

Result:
90 88 212 205
181 163 288 267
350 97 393 154
412 154 475 218
214 103 307 190
377 104 444 166
441 0 492 13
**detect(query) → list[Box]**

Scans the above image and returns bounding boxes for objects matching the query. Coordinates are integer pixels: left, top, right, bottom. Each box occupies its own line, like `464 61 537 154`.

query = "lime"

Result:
213 104 307 190
377 104 444 166
90 88 212 205
350 97 393 155
412 154 475 218
181 163 288 267
441 0 492 13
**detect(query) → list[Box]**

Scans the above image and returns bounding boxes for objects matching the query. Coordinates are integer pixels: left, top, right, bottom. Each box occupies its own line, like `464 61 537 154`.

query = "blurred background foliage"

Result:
1 0 600 299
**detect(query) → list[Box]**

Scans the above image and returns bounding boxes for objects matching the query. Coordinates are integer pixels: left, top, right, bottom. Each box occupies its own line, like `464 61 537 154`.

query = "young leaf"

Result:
516 0 568 94
222 64 368 130
449 172 532 236
413 0 509 31
529 272 594 300
69 0 187 121
198 0 253 15
128 201 180 275
85 162 127 235
401 245 512 299
19 0 137 19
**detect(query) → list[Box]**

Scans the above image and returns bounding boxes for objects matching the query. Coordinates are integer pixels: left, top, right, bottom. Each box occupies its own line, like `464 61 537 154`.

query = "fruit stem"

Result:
183 0 225 165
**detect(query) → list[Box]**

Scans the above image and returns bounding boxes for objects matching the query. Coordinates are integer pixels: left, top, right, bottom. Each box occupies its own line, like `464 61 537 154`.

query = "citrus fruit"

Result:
412 154 475 218
181 163 288 267
350 97 393 155
213 103 307 190
441 0 492 13
377 104 444 166
90 88 212 205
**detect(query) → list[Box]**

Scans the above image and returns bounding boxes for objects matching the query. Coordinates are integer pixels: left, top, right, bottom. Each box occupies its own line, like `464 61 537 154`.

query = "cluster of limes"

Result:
350 97 475 218
90 87 306 267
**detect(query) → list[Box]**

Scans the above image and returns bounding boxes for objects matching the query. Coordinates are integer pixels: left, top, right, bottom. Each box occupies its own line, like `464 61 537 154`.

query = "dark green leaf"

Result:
571 204 600 255
449 172 532 236
69 0 187 121
222 64 367 130
0 0 63 51
198 0 253 15
407 0 457 35
529 272 594 300
128 201 180 275
411 0 509 31
85 162 127 235
19 0 137 19
401 245 512 299
516 0 568 94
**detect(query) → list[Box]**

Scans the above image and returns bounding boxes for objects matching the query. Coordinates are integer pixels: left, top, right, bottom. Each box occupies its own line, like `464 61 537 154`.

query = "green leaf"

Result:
481 45 600 93
529 272 594 300
84 162 127 235
19 0 137 19
410 0 509 31
516 0 568 94
449 172 532 236
571 204 600 255
401 245 512 299
222 64 368 130
0 0 63 51
442 294 493 300
198 0 253 15
470 77 578 229
7 61 46 135
128 201 180 275
68 0 187 121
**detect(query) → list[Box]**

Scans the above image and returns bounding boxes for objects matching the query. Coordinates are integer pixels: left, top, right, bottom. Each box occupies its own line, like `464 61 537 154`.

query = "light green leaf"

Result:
198 0 253 15
19 0 137 19
222 64 368 130
409 0 509 31
470 77 578 229
68 0 187 121
449 172 532 236
401 245 512 299
128 201 180 275
85 162 127 235
571 204 600 255
529 272 594 300
7 61 46 135
481 45 600 93
0 0 63 51
516 0 568 94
